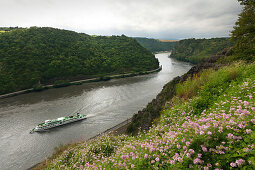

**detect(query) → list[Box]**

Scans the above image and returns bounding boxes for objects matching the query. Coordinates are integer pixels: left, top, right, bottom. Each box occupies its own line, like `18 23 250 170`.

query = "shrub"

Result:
53 80 71 88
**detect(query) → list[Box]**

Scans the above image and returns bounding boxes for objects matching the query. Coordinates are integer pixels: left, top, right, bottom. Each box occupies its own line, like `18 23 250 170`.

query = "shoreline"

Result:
0 66 162 99
29 118 132 170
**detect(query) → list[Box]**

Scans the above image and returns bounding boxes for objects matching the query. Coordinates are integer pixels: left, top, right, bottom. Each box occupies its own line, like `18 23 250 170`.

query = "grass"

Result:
37 62 255 169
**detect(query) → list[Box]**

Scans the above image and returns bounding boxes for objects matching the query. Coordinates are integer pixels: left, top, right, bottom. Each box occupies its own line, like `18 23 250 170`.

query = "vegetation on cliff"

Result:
170 38 233 64
0 27 159 95
134 37 177 53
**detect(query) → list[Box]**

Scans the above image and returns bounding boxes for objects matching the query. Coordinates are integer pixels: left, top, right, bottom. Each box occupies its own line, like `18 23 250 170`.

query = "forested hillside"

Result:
170 38 233 64
0 27 159 94
134 37 177 52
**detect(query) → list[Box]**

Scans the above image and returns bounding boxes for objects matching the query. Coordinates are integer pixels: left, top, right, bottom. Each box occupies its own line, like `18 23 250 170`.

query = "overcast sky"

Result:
0 0 242 39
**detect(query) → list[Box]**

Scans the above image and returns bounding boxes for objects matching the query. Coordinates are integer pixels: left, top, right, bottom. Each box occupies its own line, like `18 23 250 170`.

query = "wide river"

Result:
0 53 191 170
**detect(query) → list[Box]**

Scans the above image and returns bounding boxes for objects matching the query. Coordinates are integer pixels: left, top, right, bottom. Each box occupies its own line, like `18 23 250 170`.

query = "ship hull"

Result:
31 116 87 133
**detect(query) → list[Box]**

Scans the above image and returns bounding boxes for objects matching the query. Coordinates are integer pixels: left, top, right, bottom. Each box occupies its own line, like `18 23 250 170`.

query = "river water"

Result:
0 53 191 170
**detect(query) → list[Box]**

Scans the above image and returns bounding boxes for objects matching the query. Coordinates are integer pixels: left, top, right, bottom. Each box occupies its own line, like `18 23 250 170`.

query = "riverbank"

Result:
30 118 132 170
0 66 162 99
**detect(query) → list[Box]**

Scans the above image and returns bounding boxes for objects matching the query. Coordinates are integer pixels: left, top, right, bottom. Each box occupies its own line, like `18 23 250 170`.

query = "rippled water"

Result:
0 53 191 170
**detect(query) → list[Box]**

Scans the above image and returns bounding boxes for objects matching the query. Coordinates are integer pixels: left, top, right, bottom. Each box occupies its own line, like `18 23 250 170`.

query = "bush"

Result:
53 80 71 88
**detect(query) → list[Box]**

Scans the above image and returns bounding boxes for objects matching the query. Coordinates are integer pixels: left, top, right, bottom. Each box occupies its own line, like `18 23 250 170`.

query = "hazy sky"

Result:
0 0 242 39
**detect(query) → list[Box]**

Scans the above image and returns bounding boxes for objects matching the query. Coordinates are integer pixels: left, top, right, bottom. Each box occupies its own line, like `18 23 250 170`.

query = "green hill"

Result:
170 38 233 64
0 27 159 94
134 37 177 53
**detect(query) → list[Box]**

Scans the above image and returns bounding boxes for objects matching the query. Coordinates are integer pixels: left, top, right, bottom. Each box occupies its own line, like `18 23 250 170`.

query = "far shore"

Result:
0 66 162 99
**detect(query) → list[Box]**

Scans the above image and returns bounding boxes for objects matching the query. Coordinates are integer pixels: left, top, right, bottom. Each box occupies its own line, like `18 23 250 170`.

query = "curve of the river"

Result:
0 53 191 170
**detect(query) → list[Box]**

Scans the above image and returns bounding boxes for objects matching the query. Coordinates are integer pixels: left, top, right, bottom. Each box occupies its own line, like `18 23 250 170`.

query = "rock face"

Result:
127 54 225 135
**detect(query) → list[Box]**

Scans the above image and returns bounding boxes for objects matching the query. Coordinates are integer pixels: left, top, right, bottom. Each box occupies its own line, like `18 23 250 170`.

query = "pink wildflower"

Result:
243 101 249 106
207 131 212 135
238 123 245 129
198 153 202 158
193 158 202 164
237 109 242 113
207 163 212 167
144 154 148 159
155 157 160 162
189 149 195 154
120 155 129 159
218 126 223 133
200 131 205 135
177 144 181 149
236 159 245 167
246 129 252 134
201 145 207 152
186 141 191 146
131 164 135 168
169 160 175 164
227 133 234 139
151 160 155 164
230 162 237 167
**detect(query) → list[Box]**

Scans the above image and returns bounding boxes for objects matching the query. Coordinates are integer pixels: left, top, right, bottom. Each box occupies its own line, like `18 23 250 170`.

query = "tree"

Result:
231 0 255 61
238 0 254 5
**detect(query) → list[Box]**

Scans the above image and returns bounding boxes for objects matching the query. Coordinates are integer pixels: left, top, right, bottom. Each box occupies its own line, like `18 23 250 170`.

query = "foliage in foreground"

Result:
41 62 255 169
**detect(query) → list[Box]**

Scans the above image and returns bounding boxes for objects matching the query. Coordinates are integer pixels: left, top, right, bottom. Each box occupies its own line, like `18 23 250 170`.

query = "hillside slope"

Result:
0 27 159 94
170 38 233 64
134 37 177 53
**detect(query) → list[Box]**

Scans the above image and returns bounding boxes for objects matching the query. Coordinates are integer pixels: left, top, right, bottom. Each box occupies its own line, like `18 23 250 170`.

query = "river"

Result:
0 53 191 170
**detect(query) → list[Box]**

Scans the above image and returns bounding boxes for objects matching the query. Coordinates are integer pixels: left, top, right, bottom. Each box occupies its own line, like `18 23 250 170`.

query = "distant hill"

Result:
134 37 178 52
0 27 159 94
170 38 233 64
157 39 179 43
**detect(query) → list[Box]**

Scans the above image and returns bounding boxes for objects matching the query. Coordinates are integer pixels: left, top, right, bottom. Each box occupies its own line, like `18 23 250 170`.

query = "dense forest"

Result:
134 37 177 52
170 38 233 64
0 27 159 95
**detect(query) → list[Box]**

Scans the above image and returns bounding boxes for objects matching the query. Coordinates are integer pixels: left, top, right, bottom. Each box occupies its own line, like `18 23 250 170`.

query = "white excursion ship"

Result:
30 113 86 133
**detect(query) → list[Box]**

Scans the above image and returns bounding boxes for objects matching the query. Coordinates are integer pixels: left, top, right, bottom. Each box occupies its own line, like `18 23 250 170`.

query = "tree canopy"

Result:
0 27 159 94
231 0 255 61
